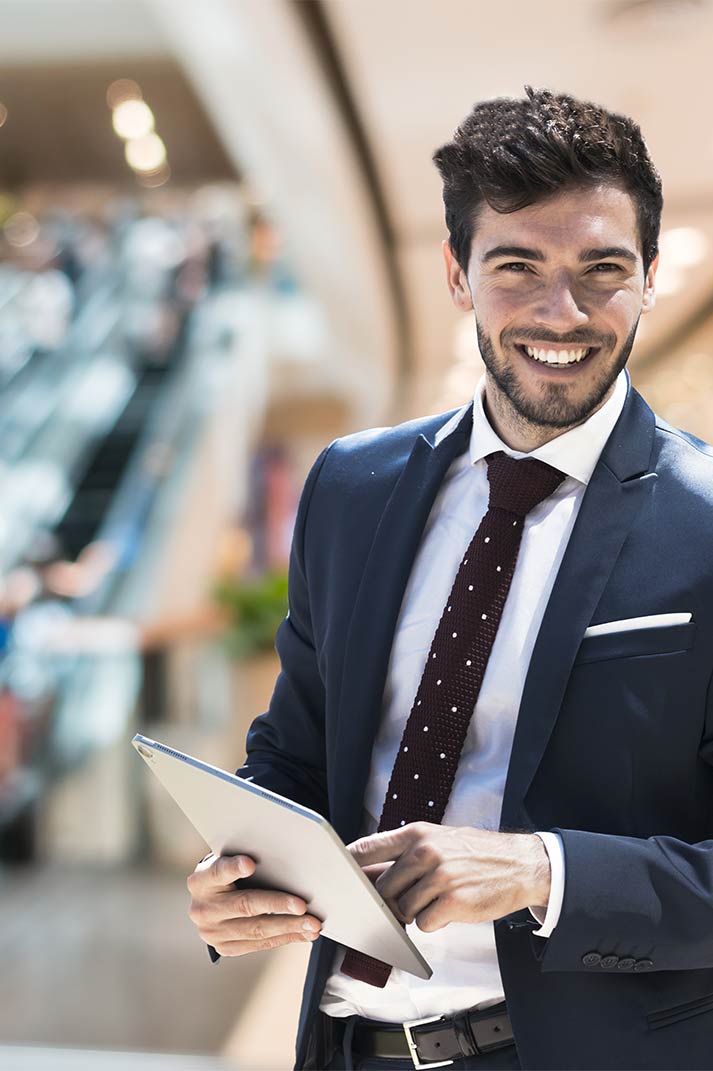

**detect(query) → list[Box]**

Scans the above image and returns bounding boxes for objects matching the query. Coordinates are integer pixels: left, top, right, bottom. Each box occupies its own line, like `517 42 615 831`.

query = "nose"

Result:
530 272 589 335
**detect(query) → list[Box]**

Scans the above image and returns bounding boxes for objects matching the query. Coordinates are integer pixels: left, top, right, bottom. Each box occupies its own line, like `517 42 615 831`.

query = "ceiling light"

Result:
106 79 142 109
125 134 167 174
112 99 155 141
136 163 171 188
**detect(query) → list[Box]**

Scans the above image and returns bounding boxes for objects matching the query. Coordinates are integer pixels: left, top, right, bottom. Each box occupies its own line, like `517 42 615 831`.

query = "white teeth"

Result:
525 345 590 365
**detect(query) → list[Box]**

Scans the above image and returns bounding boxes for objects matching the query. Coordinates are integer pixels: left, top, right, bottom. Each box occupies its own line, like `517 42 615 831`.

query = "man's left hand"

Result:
347 822 551 932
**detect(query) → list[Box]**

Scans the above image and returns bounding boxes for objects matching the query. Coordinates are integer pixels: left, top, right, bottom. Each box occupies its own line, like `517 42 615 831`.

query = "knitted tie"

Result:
341 450 566 986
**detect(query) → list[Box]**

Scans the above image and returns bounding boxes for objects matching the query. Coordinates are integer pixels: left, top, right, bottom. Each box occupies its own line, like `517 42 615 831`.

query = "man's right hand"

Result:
187 852 323 957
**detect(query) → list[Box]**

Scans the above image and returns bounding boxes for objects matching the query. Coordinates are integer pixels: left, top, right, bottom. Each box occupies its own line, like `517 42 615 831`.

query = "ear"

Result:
442 239 473 312
641 252 658 314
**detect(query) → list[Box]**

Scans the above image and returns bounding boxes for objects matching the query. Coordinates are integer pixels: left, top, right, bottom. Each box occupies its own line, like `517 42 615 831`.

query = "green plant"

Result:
213 570 289 659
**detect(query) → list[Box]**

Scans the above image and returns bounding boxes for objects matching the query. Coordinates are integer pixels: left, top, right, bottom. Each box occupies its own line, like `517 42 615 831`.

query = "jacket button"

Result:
616 958 636 970
599 955 619 968
582 952 601 966
633 959 654 972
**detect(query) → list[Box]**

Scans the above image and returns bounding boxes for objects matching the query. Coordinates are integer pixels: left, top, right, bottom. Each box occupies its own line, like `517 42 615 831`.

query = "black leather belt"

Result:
351 1001 514 1069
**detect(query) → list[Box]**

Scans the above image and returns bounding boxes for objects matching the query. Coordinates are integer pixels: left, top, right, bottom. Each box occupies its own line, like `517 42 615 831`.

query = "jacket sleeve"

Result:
206 444 333 966
534 698 713 973
233 442 333 815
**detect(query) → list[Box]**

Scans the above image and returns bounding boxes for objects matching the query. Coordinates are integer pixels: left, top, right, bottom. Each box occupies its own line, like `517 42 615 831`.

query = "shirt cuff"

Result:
527 832 565 938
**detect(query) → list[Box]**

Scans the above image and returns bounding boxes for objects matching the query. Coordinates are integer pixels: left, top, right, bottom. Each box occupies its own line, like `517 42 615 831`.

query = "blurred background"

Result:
1 0 712 1068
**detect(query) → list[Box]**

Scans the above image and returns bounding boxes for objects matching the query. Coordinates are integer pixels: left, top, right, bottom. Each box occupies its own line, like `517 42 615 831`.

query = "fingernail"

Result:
288 898 304 914
302 919 319 932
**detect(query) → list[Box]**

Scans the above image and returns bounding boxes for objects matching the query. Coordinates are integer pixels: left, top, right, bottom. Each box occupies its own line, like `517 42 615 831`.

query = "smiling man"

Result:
187 87 713 1070
447 183 655 447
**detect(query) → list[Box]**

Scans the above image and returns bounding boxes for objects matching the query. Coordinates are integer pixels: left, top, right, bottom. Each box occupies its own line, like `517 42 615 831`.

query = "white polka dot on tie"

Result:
392 794 398 799
464 559 468 566
466 659 471 666
417 700 422 706
452 632 457 638
513 520 518 526
496 566 502 572
414 773 419 780
437 679 442 685
428 800 434 807
432 653 436 659
484 536 490 543
400 820 406 826
440 753 446 759
451 706 457 712
447 606 452 612
482 613 487 620
468 585 473 591
404 746 409 752
423 725 429 732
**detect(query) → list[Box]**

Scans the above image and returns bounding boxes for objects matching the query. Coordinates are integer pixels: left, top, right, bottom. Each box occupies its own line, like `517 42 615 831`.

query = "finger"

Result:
362 862 392 886
374 854 427 902
211 930 321 957
394 873 444 925
413 896 452 933
190 853 255 894
203 912 322 943
348 826 414 867
200 887 310 924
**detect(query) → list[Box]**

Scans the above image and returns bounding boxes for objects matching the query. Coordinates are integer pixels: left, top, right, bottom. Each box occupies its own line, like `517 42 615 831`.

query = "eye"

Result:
589 263 620 273
497 262 530 273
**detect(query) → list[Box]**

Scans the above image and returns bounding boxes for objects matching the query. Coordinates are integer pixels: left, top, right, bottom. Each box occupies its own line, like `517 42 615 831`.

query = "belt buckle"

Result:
402 1015 454 1070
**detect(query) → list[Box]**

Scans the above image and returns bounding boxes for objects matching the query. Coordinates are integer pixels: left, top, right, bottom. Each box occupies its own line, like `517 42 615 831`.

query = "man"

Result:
187 86 713 1070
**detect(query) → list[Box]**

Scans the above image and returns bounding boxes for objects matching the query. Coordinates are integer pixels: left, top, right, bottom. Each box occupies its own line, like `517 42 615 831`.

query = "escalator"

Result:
55 354 186 561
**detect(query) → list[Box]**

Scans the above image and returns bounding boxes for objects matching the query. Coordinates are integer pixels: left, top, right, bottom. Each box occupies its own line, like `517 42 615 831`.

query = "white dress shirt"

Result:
319 369 629 1021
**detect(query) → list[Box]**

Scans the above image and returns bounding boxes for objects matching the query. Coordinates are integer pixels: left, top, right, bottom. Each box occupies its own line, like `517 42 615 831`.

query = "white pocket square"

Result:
583 613 692 638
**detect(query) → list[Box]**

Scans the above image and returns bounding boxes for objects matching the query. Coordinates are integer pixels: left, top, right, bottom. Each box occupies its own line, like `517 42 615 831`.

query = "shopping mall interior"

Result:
1 1 713 1068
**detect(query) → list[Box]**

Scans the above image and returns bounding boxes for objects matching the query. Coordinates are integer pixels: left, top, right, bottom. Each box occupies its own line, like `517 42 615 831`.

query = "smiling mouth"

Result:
516 344 599 368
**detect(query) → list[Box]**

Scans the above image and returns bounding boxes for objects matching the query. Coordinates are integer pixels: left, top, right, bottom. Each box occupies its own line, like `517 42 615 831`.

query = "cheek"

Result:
473 288 524 324
593 284 627 307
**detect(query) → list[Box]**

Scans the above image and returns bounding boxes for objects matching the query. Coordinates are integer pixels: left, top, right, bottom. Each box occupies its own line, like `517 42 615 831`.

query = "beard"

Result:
475 317 639 430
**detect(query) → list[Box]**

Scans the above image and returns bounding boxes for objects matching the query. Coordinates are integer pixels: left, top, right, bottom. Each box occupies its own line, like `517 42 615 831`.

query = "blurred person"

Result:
187 86 713 1070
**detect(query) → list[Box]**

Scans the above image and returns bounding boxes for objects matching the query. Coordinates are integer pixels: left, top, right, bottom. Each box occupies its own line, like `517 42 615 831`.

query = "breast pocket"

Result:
574 622 696 666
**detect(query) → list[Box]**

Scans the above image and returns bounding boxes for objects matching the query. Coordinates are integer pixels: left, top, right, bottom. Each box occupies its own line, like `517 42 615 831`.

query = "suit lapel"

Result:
331 408 472 843
500 385 658 831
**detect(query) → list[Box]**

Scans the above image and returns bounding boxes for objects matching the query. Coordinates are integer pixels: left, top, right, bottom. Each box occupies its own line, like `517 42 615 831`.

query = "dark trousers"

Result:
317 1009 521 1071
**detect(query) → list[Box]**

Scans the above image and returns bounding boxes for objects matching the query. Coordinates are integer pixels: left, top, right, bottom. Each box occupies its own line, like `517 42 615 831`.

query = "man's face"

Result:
443 183 658 436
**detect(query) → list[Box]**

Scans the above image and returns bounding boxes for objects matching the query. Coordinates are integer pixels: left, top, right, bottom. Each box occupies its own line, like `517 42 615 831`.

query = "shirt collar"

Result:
466 368 629 485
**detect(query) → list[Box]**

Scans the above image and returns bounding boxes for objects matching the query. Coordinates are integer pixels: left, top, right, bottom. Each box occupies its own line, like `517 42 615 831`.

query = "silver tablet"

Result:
132 734 432 980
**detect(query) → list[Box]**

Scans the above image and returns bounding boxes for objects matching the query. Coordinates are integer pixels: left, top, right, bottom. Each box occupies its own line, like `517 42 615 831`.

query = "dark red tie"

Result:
341 450 566 986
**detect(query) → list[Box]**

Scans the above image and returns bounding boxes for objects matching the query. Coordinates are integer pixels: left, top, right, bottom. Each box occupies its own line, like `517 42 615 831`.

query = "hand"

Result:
347 822 550 933
187 852 323 957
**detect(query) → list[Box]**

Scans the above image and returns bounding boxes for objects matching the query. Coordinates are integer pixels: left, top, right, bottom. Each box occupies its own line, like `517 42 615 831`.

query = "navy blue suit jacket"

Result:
237 376 713 1070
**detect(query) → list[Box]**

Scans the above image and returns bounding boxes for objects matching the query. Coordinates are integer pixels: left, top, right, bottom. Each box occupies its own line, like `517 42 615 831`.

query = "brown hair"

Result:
432 85 663 275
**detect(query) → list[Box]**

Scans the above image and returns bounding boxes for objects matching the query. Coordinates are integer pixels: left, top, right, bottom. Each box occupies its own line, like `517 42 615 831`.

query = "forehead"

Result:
473 183 640 257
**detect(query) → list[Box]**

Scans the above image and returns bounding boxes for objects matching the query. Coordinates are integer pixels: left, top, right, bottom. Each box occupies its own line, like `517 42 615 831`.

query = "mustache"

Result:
510 336 605 347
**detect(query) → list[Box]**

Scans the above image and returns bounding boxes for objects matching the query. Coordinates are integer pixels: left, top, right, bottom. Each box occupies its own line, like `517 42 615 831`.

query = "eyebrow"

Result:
481 244 638 265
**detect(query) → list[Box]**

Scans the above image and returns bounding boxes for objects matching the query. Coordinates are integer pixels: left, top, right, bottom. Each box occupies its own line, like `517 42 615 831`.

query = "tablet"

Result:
132 734 432 980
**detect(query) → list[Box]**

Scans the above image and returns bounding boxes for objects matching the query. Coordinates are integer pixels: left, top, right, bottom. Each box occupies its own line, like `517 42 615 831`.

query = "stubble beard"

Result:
475 317 639 432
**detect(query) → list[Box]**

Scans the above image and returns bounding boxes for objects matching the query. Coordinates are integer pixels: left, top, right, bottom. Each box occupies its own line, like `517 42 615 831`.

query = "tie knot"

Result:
485 451 566 518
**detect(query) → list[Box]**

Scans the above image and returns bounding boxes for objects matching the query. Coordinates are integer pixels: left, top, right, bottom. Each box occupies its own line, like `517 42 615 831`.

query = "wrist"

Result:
519 833 551 908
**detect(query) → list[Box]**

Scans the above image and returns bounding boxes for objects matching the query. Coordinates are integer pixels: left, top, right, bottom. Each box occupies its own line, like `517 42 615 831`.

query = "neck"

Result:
482 376 614 452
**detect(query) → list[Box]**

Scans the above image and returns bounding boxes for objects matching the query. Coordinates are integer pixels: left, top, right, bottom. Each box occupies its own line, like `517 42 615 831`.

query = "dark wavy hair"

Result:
432 85 663 276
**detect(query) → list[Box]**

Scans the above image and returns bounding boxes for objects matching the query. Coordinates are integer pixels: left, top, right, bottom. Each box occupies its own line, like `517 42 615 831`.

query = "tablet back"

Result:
132 734 431 980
